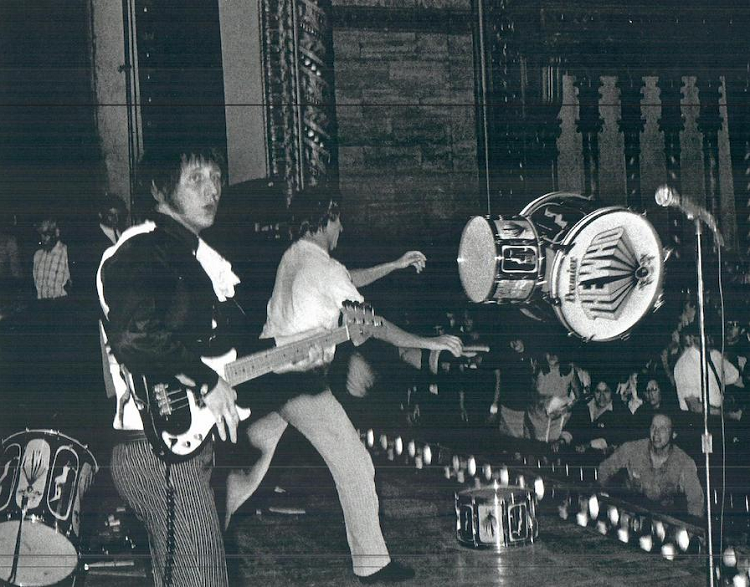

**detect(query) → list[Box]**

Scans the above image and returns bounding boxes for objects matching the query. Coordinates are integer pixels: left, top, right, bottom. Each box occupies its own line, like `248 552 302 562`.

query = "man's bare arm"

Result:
349 251 426 287
373 317 463 357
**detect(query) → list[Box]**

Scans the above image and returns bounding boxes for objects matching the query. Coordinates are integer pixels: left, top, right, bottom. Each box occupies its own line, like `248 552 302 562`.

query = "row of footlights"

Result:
360 428 545 501
560 491 750 585
361 428 750 586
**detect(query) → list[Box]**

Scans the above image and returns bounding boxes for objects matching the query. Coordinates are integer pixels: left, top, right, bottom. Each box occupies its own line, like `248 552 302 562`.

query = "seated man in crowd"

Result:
631 374 676 437
597 413 704 518
556 375 627 452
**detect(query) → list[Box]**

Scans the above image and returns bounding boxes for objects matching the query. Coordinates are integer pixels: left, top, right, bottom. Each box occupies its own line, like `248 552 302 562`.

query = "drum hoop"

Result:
457 485 534 499
458 216 497 303
2 429 99 472
549 208 665 341
519 191 595 217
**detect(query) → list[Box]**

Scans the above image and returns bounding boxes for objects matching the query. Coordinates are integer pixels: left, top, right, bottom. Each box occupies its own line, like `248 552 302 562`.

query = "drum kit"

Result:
0 430 98 586
458 192 666 342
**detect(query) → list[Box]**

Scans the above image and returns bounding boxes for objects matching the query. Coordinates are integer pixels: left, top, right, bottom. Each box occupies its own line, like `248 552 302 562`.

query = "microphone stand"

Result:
694 218 715 587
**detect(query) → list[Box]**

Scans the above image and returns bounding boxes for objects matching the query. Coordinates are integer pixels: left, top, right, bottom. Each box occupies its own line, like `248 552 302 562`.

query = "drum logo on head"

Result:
16 439 50 510
567 226 654 321
0 444 21 512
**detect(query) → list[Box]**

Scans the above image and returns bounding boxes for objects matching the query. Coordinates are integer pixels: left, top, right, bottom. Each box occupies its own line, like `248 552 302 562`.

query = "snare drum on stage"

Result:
455 486 538 549
0 430 98 586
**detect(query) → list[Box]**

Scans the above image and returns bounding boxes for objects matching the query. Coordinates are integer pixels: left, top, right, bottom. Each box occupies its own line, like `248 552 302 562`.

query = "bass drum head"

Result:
550 208 664 342
0 519 78 586
458 216 499 303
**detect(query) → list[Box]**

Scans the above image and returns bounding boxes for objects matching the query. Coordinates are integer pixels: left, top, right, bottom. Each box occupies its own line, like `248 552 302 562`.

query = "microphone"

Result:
654 185 724 246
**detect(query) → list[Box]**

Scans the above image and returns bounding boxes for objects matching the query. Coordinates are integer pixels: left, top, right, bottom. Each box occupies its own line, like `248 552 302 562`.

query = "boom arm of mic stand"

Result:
681 202 724 247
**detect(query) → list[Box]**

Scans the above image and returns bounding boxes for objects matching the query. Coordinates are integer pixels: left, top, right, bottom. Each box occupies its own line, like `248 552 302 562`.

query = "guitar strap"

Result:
706 353 726 409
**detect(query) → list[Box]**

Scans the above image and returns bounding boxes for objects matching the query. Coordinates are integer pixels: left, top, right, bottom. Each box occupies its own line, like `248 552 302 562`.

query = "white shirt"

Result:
262 239 363 363
674 346 739 410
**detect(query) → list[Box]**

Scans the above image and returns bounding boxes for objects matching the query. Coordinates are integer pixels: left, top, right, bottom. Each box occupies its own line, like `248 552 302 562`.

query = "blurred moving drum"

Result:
457 216 543 304
0 430 98 586
455 486 538 549
457 192 665 342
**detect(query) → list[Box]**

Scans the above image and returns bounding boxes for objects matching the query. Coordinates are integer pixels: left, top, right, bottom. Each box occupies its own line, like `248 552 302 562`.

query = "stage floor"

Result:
82 462 707 587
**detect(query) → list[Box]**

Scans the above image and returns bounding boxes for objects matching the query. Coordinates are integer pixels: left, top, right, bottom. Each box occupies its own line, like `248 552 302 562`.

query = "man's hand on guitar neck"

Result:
178 373 240 443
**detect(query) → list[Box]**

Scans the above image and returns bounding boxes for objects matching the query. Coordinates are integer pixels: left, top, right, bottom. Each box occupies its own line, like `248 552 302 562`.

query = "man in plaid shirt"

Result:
33 216 71 299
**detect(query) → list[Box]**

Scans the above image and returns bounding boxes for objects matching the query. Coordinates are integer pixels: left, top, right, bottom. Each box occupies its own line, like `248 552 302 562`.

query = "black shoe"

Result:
359 562 415 584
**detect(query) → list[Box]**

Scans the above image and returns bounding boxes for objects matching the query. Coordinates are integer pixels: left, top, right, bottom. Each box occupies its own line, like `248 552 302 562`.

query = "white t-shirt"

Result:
674 346 739 410
261 239 364 364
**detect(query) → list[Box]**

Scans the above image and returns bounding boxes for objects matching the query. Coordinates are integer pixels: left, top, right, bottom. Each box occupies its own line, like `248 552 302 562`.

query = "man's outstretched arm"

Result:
349 251 426 287
373 317 463 357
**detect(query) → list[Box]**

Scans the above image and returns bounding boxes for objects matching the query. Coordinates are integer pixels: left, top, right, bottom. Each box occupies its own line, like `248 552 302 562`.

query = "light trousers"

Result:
232 389 391 576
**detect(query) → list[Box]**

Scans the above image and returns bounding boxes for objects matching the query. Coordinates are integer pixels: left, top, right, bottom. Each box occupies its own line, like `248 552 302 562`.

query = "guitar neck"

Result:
223 326 350 387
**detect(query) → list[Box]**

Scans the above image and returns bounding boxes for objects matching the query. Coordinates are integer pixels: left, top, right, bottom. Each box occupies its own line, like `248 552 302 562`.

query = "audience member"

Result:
33 215 71 300
631 374 677 436
524 350 579 443
491 336 533 438
70 196 128 318
558 375 627 452
597 413 704 518
724 316 750 413
674 328 739 416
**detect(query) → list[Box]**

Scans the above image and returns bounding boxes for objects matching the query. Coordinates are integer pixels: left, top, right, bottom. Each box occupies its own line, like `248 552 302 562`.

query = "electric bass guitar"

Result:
129 301 383 462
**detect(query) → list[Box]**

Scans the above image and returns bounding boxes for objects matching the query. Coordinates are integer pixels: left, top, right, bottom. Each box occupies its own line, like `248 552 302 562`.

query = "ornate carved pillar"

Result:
657 74 685 251
262 0 338 197
482 0 525 213
696 75 723 222
574 72 603 198
617 74 646 210
725 70 750 255
524 58 564 199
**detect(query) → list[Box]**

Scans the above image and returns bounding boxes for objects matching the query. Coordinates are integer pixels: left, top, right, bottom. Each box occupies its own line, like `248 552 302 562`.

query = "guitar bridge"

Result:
153 383 172 416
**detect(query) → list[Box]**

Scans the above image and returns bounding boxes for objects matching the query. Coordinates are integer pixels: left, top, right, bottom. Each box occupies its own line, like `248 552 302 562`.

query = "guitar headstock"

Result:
341 301 384 346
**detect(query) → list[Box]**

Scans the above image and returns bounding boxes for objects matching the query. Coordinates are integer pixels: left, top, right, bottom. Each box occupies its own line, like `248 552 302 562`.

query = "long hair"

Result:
289 185 341 240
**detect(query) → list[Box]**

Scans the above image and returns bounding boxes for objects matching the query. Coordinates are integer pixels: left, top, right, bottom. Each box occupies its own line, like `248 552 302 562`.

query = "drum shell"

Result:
458 192 596 310
458 216 542 304
0 430 98 586
454 486 538 549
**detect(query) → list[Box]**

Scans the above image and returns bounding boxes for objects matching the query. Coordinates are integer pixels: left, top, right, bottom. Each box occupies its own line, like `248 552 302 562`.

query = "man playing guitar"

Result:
97 144 240 587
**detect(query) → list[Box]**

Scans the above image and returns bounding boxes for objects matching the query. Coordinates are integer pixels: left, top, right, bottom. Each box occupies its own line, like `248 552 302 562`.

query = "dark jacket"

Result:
99 214 225 391
565 399 629 448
